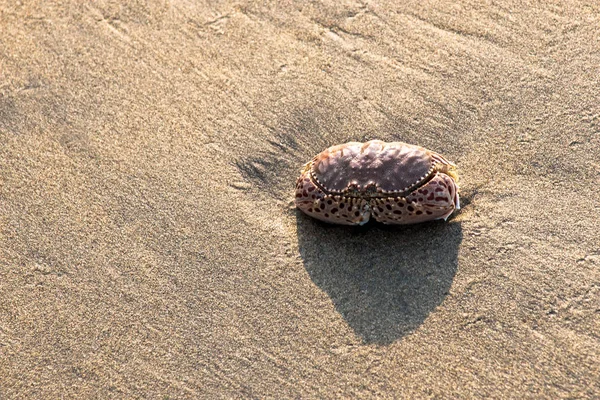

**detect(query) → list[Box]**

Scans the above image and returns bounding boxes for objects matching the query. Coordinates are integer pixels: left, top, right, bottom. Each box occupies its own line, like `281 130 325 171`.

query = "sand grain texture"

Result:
1 1 599 398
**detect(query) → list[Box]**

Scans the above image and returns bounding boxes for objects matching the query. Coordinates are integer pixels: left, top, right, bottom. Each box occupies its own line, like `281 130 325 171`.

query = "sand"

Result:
1 1 599 398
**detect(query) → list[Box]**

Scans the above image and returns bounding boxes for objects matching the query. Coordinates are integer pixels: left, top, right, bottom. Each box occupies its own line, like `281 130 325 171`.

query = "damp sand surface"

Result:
1 1 599 398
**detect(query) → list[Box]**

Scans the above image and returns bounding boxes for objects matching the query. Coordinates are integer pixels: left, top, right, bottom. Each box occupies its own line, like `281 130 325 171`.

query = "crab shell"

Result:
295 140 460 225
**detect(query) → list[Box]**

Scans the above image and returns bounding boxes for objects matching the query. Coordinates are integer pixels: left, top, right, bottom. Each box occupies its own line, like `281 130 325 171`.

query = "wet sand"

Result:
1 1 599 398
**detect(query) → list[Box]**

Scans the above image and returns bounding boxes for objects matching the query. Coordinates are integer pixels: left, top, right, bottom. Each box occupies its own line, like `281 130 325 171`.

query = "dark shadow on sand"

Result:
296 214 462 345
232 109 463 345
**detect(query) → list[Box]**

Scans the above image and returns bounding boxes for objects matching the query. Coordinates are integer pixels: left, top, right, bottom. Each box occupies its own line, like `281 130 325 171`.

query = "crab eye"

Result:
365 183 377 194
345 183 359 195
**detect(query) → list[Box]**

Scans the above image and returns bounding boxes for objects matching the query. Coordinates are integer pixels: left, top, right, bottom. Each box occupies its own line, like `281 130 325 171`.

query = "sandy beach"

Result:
1 1 599 398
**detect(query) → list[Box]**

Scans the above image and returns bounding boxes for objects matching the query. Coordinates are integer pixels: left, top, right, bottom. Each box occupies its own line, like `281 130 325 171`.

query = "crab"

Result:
295 140 460 225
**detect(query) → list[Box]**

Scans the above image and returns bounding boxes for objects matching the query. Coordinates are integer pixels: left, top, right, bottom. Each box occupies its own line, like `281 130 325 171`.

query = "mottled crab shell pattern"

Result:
295 140 460 225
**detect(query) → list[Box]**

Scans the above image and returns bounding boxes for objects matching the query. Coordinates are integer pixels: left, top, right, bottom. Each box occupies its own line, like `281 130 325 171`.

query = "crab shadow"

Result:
296 214 462 345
